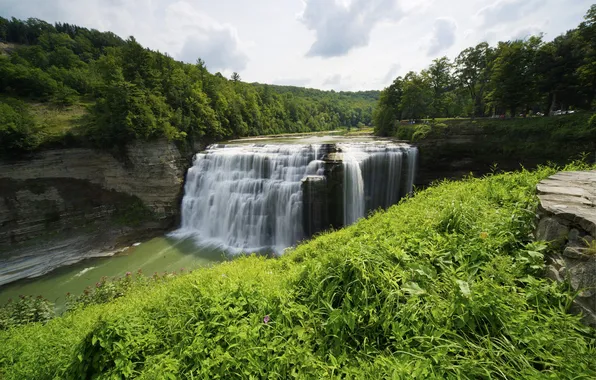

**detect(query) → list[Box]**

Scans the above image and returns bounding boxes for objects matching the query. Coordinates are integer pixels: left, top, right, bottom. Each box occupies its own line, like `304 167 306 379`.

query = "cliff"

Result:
0 139 188 285
402 113 596 186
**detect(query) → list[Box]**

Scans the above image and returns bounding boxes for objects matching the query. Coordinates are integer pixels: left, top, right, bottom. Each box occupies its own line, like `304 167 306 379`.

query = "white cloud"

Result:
272 78 311 87
427 18 457 57
165 1 248 71
323 74 342 86
511 26 543 41
299 0 403 58
381 64 401 85
477 0 543 27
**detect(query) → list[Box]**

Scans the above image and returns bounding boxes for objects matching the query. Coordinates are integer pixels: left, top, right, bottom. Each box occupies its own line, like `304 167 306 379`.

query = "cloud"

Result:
478 0 544 27
166 1 249 72
427 18 457 56
299 0 403 58
511 26 543 40
323 74 342 85
381 63 401 84
272 78 311 87
179 29 248 72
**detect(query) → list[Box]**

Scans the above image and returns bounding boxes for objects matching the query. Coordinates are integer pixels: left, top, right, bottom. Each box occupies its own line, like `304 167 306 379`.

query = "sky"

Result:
0 0 593 91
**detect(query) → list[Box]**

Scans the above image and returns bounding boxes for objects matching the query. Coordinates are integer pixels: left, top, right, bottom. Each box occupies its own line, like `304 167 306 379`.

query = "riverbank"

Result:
2 163 595 378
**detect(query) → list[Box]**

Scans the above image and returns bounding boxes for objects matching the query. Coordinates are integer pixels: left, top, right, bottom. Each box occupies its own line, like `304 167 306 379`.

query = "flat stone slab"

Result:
537 170 596 237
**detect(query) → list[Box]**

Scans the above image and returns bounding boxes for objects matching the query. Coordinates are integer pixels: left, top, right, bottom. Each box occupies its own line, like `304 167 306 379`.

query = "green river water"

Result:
0 237 226 311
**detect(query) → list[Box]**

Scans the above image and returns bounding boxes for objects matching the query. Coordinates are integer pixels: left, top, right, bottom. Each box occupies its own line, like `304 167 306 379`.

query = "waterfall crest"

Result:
176 142 417 254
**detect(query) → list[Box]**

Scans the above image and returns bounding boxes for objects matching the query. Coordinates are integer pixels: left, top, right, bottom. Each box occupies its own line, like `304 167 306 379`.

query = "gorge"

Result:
0 136 418 302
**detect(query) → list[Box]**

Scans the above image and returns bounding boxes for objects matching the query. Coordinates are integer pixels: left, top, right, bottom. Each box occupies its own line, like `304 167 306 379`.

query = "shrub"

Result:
0 296 54 330
0 99 39 156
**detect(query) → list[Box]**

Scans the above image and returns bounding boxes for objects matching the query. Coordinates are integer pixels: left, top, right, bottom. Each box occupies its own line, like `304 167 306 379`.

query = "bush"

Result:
0 296 54 330
589 113 596 129
0 99 39 156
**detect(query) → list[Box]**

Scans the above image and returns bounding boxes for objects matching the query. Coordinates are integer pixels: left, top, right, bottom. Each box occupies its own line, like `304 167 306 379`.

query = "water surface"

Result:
0 237 226 310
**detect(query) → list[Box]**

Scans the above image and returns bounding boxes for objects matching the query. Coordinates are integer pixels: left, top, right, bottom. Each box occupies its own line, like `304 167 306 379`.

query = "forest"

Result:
0 17 377 156
374 5 596 136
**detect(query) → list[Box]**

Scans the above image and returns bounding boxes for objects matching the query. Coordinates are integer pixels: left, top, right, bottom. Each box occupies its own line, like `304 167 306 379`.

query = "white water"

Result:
176 142 417 255
341 143 418 224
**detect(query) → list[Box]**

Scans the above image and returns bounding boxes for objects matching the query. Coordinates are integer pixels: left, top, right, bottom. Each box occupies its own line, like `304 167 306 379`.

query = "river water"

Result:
0 237 226 310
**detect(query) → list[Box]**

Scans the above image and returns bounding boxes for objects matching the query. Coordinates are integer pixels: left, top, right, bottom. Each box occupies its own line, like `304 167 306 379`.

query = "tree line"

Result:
0 17 377 154
374 5 596 136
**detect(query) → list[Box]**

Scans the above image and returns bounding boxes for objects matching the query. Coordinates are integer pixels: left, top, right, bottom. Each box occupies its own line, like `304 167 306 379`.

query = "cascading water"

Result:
177 144 324 254
341 143 418 224
176 142 417 255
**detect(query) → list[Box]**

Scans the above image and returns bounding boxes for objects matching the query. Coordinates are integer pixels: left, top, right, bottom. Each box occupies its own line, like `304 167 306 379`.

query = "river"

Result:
0 237 226 310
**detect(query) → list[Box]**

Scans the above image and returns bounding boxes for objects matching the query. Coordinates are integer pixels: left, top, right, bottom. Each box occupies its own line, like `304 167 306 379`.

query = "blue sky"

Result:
0 0 592 91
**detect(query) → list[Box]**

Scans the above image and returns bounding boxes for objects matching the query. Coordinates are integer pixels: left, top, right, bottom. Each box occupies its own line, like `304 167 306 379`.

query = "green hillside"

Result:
0 17 378 157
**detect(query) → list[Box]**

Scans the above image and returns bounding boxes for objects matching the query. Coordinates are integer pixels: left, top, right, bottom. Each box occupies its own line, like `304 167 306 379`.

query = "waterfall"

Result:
340 143 418 224
176 142 417 255
178 144 322 254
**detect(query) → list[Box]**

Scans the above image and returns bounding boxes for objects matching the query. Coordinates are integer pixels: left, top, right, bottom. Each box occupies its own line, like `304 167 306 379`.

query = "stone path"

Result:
536 170 596 327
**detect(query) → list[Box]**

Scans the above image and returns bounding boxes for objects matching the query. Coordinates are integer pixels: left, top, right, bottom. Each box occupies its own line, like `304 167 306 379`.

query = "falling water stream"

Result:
175 141 417 254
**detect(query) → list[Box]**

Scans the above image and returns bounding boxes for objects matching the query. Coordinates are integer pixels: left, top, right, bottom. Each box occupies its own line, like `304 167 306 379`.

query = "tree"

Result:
578 5 596 108
0 99 38 155
455 42 494 117
535 32 584 114
400 71 431 120
425 57 452 118
373 77 403 136
489 37 542 116
231 72 241 83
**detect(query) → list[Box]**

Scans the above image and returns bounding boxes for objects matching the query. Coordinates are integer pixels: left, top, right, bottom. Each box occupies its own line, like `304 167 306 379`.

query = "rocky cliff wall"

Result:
407 114 596 186
0 139 189 285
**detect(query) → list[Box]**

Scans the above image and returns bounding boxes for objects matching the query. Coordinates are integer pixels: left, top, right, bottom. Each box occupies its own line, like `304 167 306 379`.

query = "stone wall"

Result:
0 139 189 285
535 170 596 327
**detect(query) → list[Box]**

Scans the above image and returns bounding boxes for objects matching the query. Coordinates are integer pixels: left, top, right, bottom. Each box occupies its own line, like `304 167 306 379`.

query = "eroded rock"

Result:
536 170 596 327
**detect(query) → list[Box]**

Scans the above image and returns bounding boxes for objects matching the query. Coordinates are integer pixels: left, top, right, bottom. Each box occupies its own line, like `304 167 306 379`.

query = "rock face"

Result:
0 139 188 286
535 170 596 327
411 116 596 187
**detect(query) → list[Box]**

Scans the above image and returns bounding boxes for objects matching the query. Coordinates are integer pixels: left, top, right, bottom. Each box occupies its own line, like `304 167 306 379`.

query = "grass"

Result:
28 100 90 140
1 163 595 378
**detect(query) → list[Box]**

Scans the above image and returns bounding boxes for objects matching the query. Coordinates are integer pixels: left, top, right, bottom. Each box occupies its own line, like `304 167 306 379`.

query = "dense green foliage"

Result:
1 164 595 378
0 17 377 154
0 98 40 155
0 296 54 330
374 5 596 136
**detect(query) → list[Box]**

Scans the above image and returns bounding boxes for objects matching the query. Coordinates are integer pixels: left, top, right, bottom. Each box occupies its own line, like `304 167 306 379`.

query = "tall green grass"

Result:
1 164 595 379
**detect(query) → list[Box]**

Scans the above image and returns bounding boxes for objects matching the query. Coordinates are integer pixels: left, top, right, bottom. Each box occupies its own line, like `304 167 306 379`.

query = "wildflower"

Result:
96 282 101 288
480 231 488 240
137 269 143 274
263 315 270 324
126 271 132 277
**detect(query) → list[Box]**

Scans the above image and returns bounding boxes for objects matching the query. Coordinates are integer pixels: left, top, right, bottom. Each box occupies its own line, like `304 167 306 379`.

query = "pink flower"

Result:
263 315 271 324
